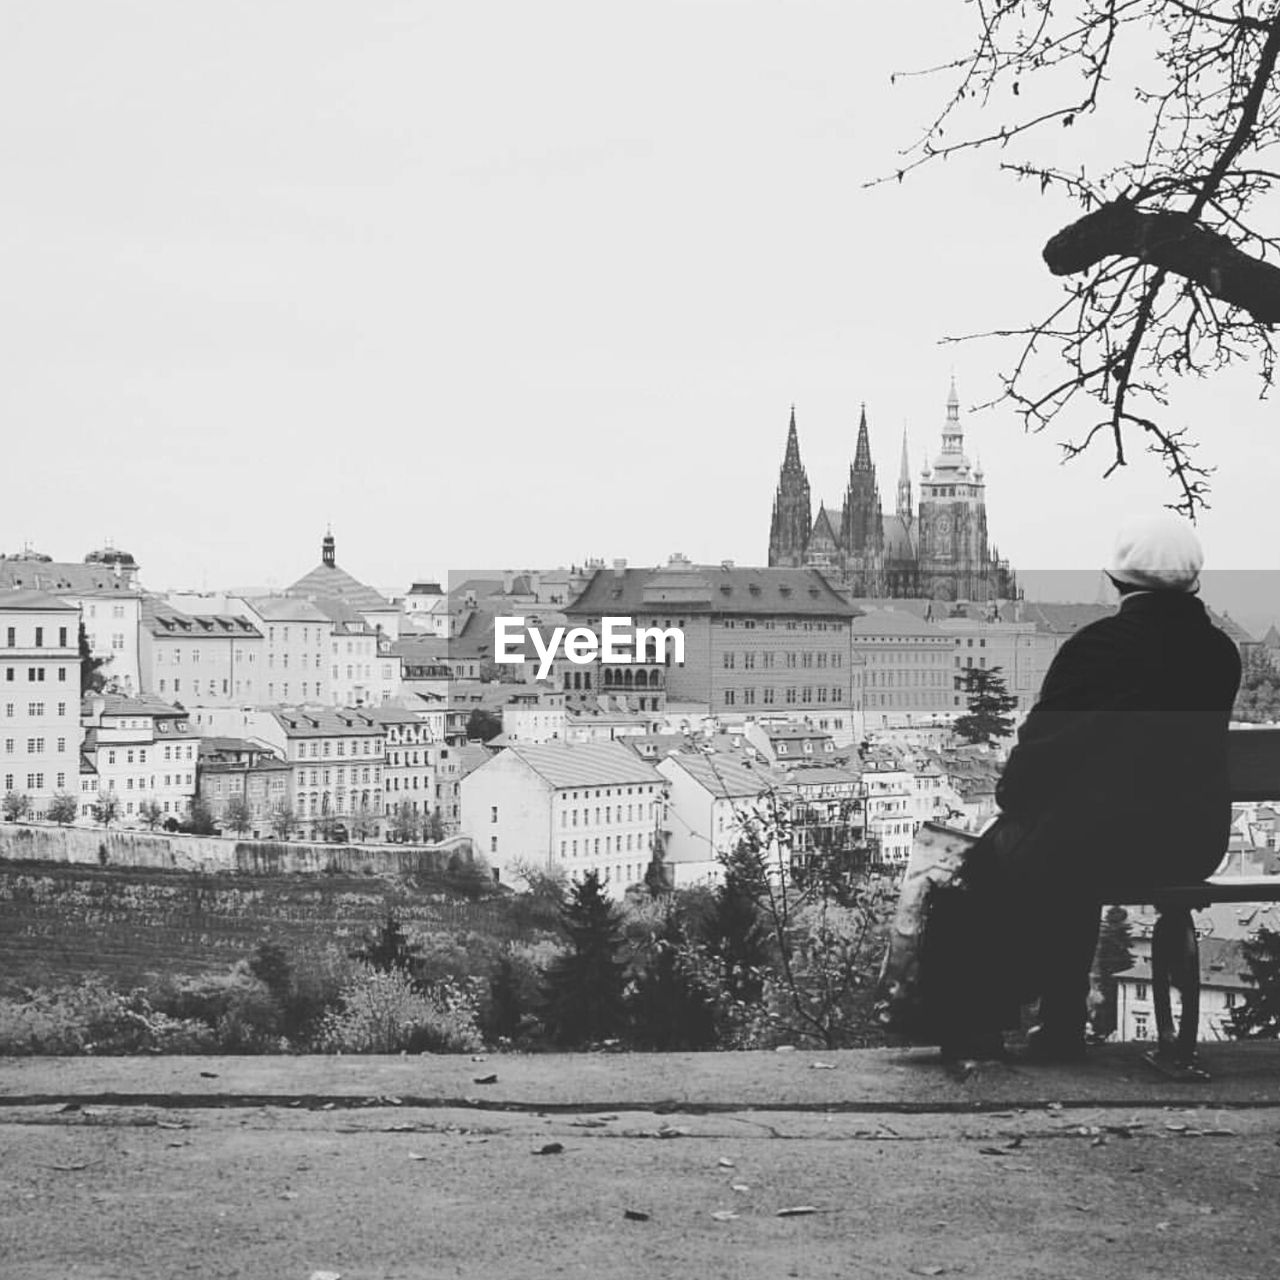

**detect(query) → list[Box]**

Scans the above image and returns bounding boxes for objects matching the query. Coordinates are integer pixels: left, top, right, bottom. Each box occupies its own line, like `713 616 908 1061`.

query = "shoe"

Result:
940 1031 1007 1063
1021 1024 1088 1063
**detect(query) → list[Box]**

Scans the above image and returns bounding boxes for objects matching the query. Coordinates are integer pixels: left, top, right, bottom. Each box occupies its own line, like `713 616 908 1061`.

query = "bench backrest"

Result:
1228 728 1280 802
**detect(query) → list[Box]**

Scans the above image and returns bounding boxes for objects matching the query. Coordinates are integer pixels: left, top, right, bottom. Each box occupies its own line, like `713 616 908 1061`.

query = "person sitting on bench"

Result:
933 512 1242 1062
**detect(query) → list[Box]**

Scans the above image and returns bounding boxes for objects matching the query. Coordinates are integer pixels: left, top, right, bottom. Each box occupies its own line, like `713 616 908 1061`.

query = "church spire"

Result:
782 405 803 473
853 403 873 472
322 527 336 569
936 378 968 467
768 407 812 568
897 426 913 522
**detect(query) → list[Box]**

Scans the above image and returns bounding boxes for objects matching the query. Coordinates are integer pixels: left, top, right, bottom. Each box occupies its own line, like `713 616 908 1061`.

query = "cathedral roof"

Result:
882 513 915 562
810 506 840 545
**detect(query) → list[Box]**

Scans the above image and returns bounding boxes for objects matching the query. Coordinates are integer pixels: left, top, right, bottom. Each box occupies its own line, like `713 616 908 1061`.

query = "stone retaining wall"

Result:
0 821 476 877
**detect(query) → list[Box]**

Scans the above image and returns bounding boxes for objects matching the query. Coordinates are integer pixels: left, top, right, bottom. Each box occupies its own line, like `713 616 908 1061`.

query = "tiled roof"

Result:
456 742 497 778
0 588 80 612
761 722 832 741
623 732 688 760
84 692 188 720
502 741 665 790
781 766 861 787
197 736 275 756
1209 610 1256 644
449 577 508 601
659 750 783 799
243 596 334 624
1119 936 1252 990
266 705 385 738
1018 602 1114 635
0 561 141 595
850 609 945 637
565 565 857 619
287 563 392 613
391 635 449 661
309 596 378 634
142 599 263 639
366 706 424 726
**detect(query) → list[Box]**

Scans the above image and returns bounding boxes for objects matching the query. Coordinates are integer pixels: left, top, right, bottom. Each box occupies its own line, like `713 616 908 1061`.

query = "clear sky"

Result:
1 3 1275 621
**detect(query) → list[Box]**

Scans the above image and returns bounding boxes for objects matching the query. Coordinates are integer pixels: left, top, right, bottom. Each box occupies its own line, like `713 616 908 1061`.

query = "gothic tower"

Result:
839 405 884 593
916 379 998 601
767 408 812 568
896 427 913 523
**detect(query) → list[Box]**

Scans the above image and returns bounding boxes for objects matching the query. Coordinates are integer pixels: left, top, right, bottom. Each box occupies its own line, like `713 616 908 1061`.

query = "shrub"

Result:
315 965 483 1054
0 977 215 1056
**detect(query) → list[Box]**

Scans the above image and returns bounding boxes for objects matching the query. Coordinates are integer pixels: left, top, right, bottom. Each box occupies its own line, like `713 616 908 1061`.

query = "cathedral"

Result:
767 381 1018 603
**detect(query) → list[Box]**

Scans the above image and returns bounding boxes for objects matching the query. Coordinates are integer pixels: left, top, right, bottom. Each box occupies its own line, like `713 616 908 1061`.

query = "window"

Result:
491 806 498 823
34 628 43 647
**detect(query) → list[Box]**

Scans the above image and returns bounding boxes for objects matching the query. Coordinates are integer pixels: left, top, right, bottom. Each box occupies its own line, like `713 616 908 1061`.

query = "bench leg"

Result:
1145 906 1209 1082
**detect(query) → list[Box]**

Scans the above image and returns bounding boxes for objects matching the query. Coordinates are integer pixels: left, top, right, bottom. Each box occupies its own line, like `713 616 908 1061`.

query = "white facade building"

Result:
0 591 82 818
461 741 665 895
237 597 334 705
655 751 780 888
79 693 200 825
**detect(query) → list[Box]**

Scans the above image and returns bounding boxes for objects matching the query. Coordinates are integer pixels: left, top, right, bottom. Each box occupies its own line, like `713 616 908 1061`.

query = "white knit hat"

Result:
1107 512 1203 593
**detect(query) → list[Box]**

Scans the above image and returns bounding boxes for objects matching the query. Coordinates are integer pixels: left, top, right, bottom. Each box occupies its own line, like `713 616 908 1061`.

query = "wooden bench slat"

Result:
1100 875 1280 907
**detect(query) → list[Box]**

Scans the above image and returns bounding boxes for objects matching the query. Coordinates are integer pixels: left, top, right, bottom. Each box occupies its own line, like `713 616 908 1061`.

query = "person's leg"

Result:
1026 892 1100 1056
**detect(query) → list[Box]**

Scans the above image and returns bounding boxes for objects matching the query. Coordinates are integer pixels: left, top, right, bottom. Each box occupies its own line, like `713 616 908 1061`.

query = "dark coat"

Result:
991 591 1241 887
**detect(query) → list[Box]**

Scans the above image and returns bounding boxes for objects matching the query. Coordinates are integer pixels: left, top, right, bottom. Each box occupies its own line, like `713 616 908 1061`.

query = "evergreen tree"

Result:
78 621 110 694
704 843 773 1006
542 870 628 1047
953 666 1019 744
1229 926 1280 1039
642 849 672 898
1091 904 1136 1039
465 708 502 743
628 909 717 1050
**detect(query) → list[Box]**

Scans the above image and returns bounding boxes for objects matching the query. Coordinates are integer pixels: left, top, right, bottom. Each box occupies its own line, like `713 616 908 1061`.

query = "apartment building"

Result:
461 741 665 894
0 590 81 817
79 693 200 824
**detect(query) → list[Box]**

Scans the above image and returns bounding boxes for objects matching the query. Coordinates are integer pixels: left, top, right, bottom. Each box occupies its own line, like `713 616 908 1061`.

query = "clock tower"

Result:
916 379 1001 602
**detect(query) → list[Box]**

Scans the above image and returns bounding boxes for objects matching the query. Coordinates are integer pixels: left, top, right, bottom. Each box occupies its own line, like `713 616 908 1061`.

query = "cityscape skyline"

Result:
2 3 1275 604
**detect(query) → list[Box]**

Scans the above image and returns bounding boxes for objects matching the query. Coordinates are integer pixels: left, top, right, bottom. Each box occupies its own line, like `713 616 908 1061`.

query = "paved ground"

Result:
3 1045 1280 1279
